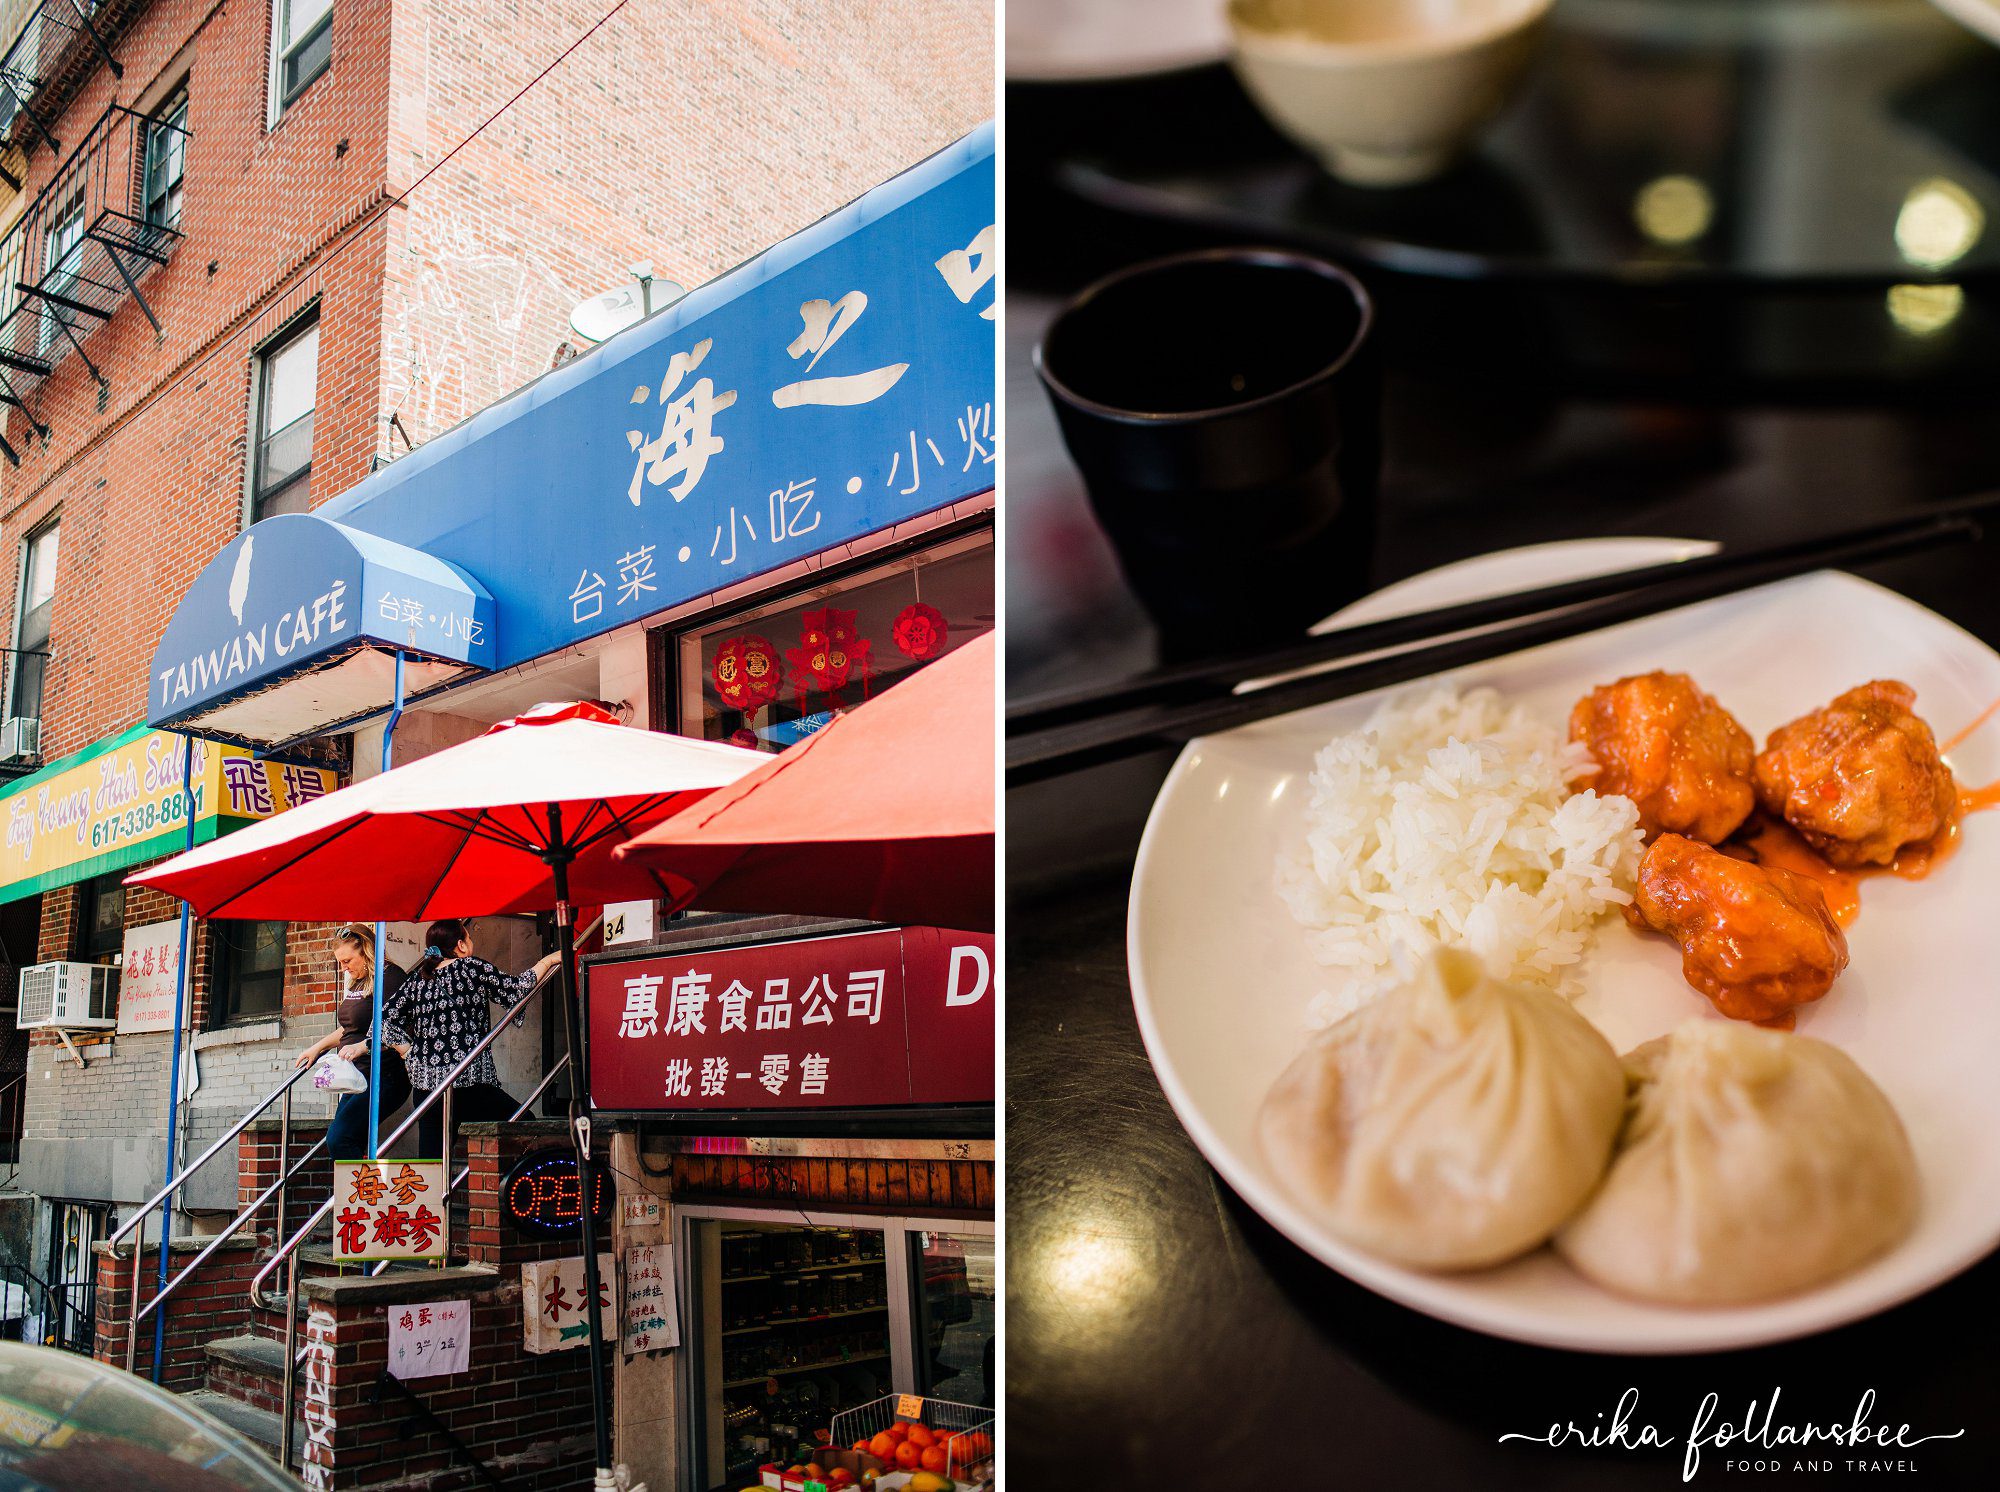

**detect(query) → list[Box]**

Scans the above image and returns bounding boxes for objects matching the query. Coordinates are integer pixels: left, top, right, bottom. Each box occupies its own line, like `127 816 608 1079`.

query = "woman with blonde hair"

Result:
296 925 409 1159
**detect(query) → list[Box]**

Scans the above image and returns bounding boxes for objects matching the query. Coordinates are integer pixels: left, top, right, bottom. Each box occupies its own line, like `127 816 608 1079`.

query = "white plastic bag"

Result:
311 1053 368 1094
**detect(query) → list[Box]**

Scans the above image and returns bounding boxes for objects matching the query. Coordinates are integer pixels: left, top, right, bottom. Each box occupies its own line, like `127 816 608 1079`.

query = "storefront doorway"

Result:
680 1207 995 1490
43 1199 107 1352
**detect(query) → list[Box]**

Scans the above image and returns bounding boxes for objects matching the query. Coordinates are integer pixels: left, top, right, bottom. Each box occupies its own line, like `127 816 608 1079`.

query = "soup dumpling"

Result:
1556 1019 1919 1305
1259 947 1625 1271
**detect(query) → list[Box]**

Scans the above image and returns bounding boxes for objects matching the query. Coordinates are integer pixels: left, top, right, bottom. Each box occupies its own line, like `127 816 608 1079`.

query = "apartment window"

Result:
76 874 126 963
9 523 57 721
251 313 318 520
143 87 189 231
213 920 286 1024
272 0 333 118
40 190 85 352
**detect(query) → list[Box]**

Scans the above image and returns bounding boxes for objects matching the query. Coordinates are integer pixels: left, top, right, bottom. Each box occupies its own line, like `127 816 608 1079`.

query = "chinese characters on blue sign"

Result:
313 124 995 675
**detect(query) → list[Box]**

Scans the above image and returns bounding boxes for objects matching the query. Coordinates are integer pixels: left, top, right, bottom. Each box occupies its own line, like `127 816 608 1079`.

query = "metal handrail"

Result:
110 1063 316 1246
128 1124 331 1325
249 963 563 1309
255 965 565 1473
117 1059 321 1372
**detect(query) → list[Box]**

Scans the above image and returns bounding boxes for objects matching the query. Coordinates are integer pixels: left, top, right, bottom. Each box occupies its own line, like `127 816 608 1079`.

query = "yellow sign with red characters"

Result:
0 724 337 904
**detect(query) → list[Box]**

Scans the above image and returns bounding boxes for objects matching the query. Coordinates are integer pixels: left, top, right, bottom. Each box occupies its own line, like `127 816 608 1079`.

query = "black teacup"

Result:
1036 248 1380 652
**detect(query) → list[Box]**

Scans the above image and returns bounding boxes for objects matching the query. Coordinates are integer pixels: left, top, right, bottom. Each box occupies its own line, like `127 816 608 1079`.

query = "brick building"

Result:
0 0 992 1453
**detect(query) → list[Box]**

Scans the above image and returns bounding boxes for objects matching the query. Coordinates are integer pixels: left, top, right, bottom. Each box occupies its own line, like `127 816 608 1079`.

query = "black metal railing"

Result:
0 2 139 180
0 100 184 381
0 1258 95 1354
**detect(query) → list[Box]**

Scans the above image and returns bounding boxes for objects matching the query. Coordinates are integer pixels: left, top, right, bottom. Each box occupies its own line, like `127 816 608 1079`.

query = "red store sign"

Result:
586 927 994 1111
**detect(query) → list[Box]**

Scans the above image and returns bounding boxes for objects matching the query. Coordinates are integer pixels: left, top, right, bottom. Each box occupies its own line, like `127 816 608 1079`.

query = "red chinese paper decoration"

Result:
892 602 949 661
711 635 781 723
787 607 874 711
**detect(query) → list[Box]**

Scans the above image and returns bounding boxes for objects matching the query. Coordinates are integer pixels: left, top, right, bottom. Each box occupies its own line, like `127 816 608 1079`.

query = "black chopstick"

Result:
1008 491 2000 737
1006 513 1983 787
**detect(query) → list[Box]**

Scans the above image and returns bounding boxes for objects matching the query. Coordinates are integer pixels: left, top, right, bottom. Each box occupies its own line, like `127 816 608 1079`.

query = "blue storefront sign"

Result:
150 122 993 736
149 514 496 725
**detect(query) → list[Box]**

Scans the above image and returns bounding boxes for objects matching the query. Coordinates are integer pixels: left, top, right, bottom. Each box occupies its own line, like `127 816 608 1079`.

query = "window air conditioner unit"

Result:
16 962 120 1030
0 717 39 764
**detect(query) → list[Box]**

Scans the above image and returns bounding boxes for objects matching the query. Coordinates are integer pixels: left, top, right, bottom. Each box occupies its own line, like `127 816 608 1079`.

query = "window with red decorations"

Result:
672 531 993 752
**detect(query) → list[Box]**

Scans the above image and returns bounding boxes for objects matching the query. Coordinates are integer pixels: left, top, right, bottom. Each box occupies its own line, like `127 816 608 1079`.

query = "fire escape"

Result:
0 2 176 465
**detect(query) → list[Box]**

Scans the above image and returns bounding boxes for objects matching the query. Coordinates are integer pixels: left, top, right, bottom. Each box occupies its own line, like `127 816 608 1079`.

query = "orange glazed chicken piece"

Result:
1632 834 1849 1025
1753 680 1957 868
1569 671 1756 843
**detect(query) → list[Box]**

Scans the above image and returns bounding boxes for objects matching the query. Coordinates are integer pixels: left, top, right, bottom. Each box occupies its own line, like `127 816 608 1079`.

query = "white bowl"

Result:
1227 0 1552 186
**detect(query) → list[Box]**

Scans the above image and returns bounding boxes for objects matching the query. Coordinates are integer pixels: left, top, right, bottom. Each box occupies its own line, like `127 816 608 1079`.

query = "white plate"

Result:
1930 0 2000 48
1128 538 2000 1353
1007 0 1231 81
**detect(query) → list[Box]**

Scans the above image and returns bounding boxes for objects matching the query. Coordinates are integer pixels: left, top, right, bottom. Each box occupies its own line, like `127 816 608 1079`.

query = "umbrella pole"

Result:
546 803 614 1477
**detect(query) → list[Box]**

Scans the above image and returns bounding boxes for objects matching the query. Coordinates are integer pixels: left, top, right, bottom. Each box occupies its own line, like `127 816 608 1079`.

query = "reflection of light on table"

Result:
1634 176 1712 246
1041 1230 1145 1315
1895 179 1983 270
1885 283 1963 336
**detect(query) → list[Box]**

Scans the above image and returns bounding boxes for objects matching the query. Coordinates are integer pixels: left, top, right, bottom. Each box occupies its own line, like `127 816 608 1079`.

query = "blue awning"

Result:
145 121 994 745
148 513 495 747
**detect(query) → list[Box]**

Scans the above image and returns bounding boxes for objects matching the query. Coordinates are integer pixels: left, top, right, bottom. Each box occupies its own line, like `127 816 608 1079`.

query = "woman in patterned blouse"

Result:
372 918 561 1159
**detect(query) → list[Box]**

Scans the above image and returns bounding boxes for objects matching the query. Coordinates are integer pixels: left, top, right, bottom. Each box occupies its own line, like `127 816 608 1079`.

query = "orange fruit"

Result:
907 1425 935 1449
887 1422 909 1439
920 1446 948 1473
895 1441 922 1470
805 1466 827 1482
852 1439 871 1453
868 1432 896 1460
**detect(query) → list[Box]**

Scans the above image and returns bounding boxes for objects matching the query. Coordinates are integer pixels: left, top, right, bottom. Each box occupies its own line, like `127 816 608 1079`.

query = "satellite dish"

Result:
568 263 684 345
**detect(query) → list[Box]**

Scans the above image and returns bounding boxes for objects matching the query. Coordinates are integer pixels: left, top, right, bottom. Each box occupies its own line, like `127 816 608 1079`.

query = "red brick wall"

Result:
461 1122 581 1270
378 0 995 445
91 1236 262 1390
300 1122 599 1490
301 1288 596 1492
2 0 396 586
35 883 77 962
23 856 341 1050
240 1117 334 1238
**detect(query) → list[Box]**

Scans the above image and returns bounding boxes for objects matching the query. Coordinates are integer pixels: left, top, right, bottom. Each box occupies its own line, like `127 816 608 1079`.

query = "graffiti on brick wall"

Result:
300 1305 338 1488
387 212 586 437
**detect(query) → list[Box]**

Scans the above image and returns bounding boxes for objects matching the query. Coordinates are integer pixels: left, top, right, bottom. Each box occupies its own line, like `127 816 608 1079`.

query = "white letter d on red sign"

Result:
945 944 990 1007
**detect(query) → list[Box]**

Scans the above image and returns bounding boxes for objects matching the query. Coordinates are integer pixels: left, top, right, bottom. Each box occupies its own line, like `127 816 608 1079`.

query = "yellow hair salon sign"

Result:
0 724 337 904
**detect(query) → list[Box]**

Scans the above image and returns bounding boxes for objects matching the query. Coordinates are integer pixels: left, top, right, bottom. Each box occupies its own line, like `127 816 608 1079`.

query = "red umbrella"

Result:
615 631 995 930
131 702 762 919
129 701 761 1480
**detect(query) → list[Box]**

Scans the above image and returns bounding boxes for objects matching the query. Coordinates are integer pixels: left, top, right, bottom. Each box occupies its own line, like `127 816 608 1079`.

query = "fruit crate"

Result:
830 1394 994 1486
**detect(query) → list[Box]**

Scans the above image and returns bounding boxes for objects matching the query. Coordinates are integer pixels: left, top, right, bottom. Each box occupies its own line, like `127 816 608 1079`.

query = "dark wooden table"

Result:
1005 148 2000 1484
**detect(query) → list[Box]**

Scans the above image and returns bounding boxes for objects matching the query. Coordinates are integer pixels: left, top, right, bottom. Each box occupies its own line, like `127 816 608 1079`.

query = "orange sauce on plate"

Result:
1729 685 2000 927
1736 818 1861 926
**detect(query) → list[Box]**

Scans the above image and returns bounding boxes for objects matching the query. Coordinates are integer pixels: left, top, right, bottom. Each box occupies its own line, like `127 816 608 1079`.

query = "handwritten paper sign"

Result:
896 1394 924 1421
116 919 183 1033
621 1243 678 1354
331 1159 446 1261
389 1299 470 1379
622 1194 663 1228
521 1254 615 1354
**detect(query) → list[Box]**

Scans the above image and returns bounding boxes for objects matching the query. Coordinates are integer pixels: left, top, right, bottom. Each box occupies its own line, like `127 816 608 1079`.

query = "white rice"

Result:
1275 683 1643 1025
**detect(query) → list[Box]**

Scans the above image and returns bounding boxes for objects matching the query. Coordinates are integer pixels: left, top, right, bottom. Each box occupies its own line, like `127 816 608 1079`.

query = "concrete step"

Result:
178 1388 304 1470
204 1334 291 1415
